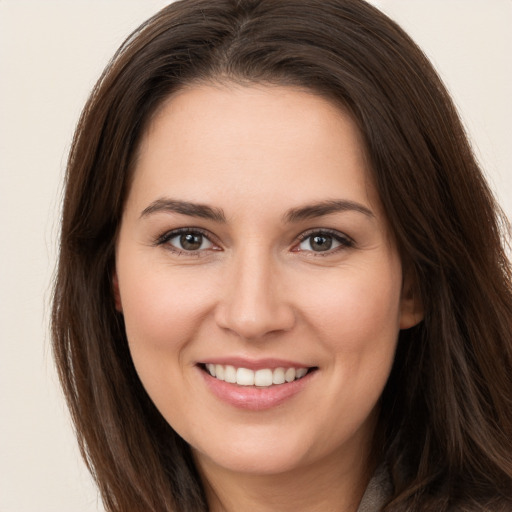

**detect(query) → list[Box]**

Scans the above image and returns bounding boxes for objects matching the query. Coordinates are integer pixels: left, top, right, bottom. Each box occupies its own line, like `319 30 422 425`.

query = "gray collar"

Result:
357 464 392 512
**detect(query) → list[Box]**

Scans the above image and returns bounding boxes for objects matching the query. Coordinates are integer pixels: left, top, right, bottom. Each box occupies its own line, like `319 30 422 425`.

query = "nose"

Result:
214 246 296 340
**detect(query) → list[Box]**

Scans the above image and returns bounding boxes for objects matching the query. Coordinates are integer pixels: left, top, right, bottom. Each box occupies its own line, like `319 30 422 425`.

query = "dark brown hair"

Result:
52 0 512 510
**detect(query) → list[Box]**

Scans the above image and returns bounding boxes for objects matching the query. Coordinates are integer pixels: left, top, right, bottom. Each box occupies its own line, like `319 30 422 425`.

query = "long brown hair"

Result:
52 0 512 510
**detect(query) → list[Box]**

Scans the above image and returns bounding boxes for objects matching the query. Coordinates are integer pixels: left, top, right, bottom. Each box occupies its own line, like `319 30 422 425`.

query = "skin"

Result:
114 84 422 511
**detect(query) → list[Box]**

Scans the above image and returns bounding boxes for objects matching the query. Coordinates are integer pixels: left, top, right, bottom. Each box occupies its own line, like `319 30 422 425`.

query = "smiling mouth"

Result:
200 364 317 387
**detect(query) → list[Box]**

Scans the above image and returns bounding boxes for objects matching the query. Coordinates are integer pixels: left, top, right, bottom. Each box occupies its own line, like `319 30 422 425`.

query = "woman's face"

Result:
115 84 419 477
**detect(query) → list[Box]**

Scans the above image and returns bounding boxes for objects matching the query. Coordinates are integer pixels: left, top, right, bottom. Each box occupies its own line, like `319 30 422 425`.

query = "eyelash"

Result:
154 227 354 256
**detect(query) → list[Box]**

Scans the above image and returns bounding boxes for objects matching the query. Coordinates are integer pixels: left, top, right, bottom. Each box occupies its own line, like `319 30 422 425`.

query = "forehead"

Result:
129 83 379 218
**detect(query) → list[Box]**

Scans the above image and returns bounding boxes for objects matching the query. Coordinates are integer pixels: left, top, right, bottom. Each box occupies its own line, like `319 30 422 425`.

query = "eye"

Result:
295 230 353 253
156 229 216 253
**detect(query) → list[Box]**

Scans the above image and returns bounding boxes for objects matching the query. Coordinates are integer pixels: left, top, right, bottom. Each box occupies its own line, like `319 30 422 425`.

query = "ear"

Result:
112 269 123 312
399 269 424 329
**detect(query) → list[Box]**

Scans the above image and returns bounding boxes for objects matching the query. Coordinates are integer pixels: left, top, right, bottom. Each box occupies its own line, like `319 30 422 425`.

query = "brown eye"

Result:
309 235 333 252
297 231 353 253
180 233 204 251
160 230 215 252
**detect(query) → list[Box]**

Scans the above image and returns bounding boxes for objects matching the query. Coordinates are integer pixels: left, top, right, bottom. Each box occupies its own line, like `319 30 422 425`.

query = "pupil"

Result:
181 233 202 250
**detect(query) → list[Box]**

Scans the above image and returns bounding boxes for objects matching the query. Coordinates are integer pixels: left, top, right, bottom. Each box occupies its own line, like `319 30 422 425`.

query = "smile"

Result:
204 364 310 387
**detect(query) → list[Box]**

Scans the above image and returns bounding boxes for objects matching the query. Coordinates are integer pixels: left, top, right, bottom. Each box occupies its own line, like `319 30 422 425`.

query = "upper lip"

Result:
198 357 314 371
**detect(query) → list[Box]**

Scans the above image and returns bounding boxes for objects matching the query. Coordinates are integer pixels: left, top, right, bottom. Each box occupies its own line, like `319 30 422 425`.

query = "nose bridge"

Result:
215 242 294 339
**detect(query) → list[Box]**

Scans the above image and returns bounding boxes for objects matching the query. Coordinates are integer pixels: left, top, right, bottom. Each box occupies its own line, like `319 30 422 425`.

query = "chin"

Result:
196 445 310 477
188 416 372 479
187 422 317 476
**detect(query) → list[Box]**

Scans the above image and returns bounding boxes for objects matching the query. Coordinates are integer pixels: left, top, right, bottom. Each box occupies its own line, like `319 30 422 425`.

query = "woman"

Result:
51 0 512 510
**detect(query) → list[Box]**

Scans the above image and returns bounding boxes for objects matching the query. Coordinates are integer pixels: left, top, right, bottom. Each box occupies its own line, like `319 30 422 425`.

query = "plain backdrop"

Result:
0 1 510 511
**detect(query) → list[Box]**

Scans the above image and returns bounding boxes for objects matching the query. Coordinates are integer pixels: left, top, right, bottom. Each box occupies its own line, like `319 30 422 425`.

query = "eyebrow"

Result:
283 199 374 223
140 197 374 223
140 198 227 222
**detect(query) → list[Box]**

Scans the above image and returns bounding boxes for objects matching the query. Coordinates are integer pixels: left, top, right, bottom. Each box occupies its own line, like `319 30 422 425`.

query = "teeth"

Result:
285 368 296 382
272 368 285 385
205 364 309 387
296 368 307 379
236 367 254 386
224 365 237 383
254 369 273 387
215 364 224 380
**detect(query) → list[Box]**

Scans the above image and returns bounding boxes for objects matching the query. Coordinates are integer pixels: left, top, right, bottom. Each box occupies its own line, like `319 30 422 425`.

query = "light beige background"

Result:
0 1 510 511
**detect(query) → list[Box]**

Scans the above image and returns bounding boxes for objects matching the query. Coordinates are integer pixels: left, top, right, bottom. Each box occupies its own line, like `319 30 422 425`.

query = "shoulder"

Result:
357 464 512 512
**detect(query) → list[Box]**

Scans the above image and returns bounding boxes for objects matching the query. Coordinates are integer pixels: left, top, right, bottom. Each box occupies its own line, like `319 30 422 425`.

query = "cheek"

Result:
116 262 217 416
290 264 402 437
294 263 403 350
119 262 216 352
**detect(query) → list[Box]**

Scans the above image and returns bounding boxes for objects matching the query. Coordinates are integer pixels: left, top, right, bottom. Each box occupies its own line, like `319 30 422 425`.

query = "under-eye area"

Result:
198 363 318 387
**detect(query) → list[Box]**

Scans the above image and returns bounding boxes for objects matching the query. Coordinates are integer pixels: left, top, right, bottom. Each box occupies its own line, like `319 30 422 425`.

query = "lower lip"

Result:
199 367 315 411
